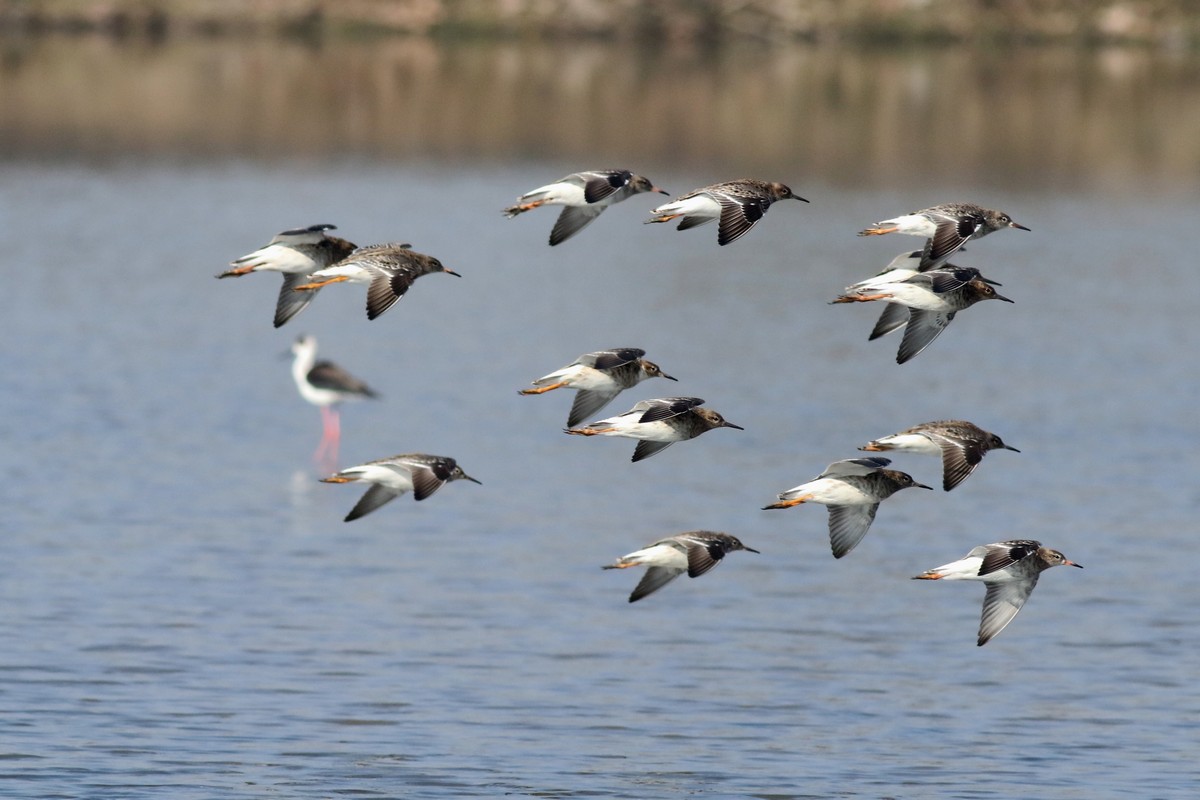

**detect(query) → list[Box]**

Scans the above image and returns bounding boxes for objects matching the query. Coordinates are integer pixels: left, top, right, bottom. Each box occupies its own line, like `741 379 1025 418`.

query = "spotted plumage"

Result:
645 179 808 245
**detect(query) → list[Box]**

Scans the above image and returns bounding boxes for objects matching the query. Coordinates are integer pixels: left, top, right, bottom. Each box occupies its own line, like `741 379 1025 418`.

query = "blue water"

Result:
2 54 1199 799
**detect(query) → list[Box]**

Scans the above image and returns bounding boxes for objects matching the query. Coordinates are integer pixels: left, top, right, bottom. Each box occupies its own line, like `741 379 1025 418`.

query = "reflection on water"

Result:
2 36 1199 190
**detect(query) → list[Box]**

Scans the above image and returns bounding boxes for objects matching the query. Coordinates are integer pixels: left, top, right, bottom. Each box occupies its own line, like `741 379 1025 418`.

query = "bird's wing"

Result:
715 191 768 246
977 577 1038 646
821 457 890 477
637 397 704 423
584 348 644 370
364 268 406 320
344 484 403 521
868 302 910 341
275 273 318 328
896 309 953 364
629 566 685 602
582 170 630 203
931 432 985 491
549 205 605 246
568 388 622 428
632 440 675 462
979 540 1040 576
685 537 724 578
827 504 880 559
927 212 980 265
405 464 447 501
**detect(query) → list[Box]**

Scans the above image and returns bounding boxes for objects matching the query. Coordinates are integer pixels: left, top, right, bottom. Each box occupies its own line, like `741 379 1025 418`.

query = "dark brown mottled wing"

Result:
586 348 644 370
716 193 768 246
928 212 982 265
583 171 630 203
979 540 1040 576
407 465 445 501
365 270 404 320
636 397 704 424
685 539 724 578
934 434 985 491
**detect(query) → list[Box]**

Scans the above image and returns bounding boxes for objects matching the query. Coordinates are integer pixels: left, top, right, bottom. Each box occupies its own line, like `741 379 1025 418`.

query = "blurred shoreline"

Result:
3 34 1198 194
2 1 1197 48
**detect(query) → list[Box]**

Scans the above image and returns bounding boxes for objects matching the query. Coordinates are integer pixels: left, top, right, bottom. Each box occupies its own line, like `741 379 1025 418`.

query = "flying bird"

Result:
645 179 808 245
913 539 1081 646
519 347 676 427
503 169 668 246
320 453 481 521
217 224 357 327
762 457 932 558
603 531 759 603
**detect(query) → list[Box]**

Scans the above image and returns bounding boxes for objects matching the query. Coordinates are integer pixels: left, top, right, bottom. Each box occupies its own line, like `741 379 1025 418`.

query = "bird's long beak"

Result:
795 195 811 203
994 290 1015 303
723 422 745 430
743 545 761 554
662 372 678 382
915 482 934 490
1010 221 1031 231
1066 560 1083 568
445 268 462 277
653 187 669 195
1005 444 1021 452
463 473 482 485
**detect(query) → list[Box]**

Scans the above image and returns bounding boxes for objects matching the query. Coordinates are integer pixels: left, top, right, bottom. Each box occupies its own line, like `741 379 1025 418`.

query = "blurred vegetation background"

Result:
2 0 1197 45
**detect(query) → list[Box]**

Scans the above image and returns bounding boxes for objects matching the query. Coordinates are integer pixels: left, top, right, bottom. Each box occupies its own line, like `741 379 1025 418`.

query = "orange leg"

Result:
912 572 943 580
859 443 888 452
294 276 349 292
646 213 681 225
218 264 255 278
832 292 894 304
565 427 615 436
320 476 352 484
519 382 567 395
762 495 809 510
858 225 899 236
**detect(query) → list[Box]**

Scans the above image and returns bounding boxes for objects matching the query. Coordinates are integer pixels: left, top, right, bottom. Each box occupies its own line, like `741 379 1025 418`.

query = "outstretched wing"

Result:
826 503 880 559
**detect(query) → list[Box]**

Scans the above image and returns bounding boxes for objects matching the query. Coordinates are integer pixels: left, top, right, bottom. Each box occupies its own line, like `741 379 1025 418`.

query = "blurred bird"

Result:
290 334 378 465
